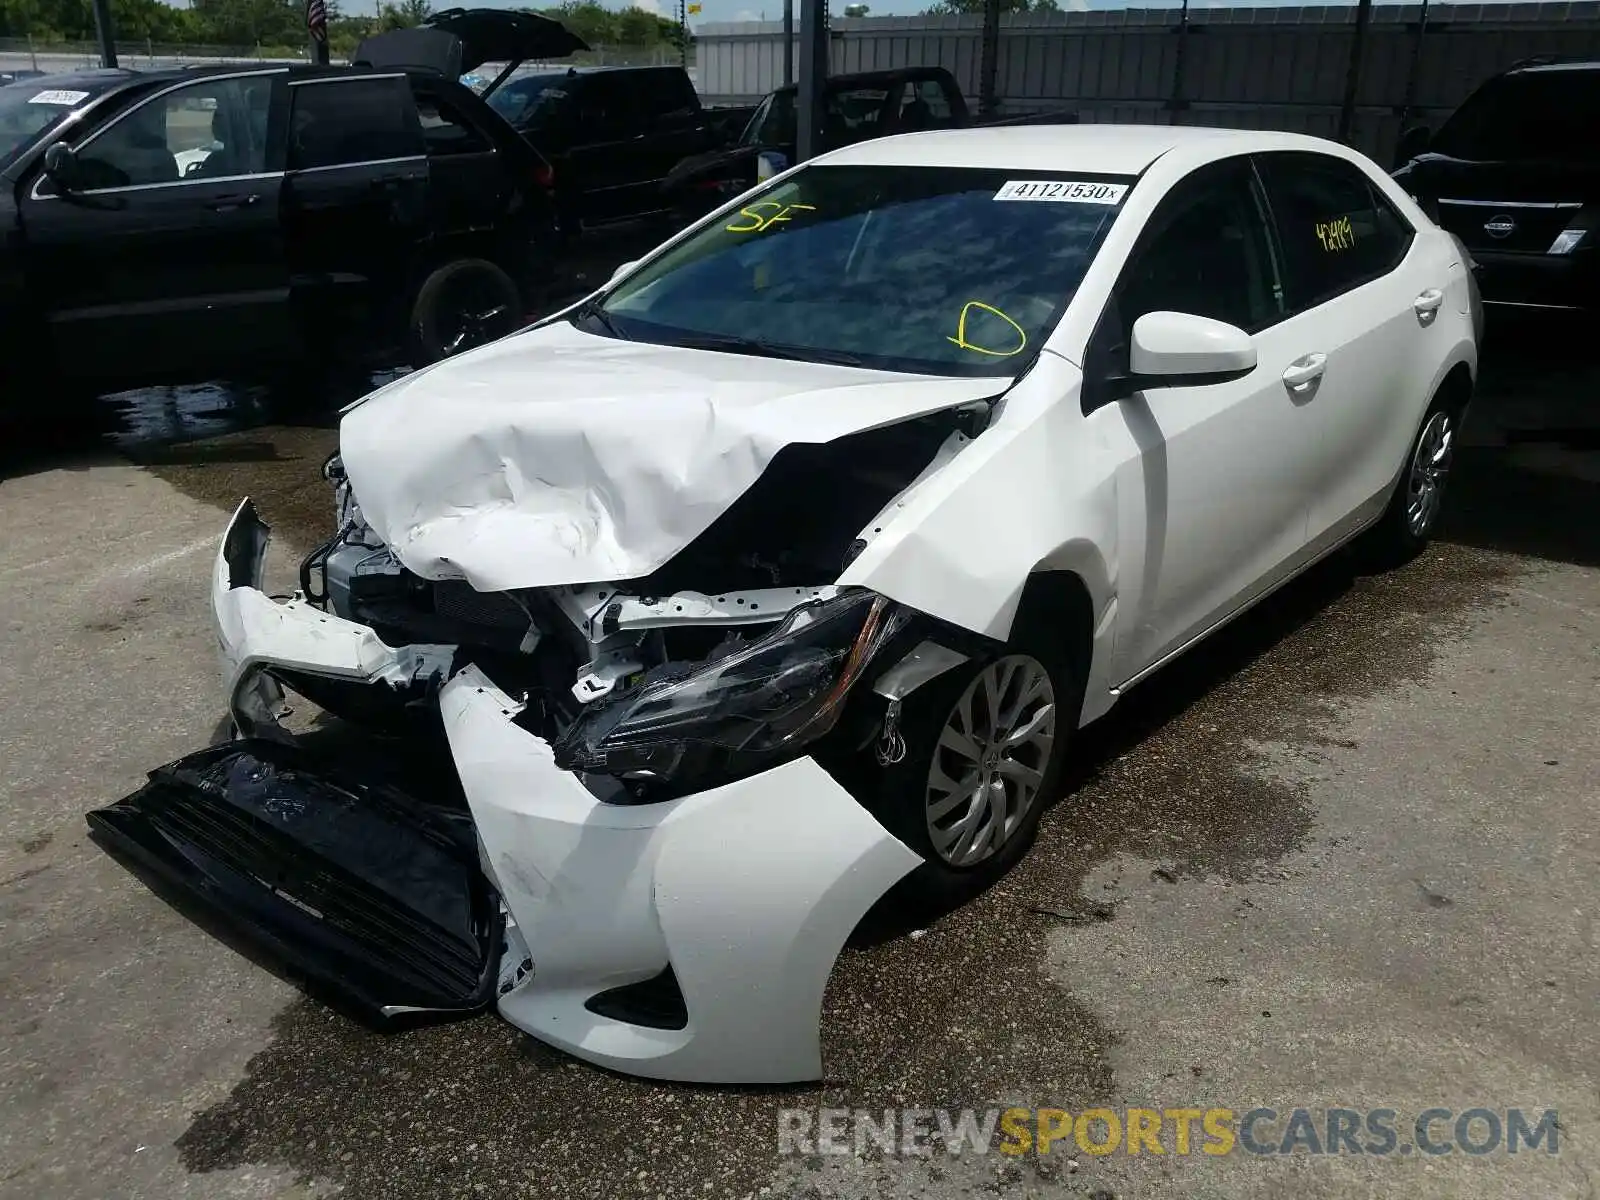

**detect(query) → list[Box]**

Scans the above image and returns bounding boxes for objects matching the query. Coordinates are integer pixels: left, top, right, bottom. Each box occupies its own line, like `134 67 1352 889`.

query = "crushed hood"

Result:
338 321 1007 592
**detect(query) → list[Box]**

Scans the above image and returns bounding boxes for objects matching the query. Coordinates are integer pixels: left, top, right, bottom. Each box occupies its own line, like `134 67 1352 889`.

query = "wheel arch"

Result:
1014 567 1097 683
1435 358 1474 418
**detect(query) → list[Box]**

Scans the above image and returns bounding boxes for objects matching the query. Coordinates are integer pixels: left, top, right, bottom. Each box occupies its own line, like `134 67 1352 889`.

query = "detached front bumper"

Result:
213 500 455 736
441 665 921 1083
99 498 924 1084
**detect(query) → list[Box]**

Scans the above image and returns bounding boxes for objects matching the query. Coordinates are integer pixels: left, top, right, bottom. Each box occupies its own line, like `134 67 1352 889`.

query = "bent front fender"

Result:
439 666 923 1084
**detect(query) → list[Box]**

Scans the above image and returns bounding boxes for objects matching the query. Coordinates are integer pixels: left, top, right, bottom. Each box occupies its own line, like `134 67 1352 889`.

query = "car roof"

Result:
821 123 1318 175
770 66 951 97
0 66 139 91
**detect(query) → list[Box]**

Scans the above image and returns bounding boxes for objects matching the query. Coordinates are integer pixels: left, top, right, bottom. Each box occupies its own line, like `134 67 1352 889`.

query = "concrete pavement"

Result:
1 311 1597 1199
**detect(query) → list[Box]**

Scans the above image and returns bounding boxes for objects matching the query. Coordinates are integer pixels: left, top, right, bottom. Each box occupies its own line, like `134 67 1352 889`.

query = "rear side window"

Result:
416 92 491 157
289 76 422 170
896 79 956 131
1255 152 1412 312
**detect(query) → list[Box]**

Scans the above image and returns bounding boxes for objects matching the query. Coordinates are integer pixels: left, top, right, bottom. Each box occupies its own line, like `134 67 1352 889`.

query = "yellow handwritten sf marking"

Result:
946 300 1027 357
725 201 816 234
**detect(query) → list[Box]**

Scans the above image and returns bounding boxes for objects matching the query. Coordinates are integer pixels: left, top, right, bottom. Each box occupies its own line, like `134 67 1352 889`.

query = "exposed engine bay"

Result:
286 405 986 799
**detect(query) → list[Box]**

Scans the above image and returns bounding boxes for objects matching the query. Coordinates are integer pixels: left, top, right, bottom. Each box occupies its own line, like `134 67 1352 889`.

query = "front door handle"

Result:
1282 352 1328 394
1414 287 1444 325
208 193 260 212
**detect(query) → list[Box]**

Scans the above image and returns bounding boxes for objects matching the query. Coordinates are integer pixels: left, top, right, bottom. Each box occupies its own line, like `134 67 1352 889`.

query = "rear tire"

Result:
1363 392 1461 568
867 612 1080 902
409 258 522 366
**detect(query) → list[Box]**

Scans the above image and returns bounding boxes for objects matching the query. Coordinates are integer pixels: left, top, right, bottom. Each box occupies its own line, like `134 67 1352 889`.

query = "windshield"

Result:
486 73 570 127
586 164 1131 377
1432 67 1600 162
0 79 104 168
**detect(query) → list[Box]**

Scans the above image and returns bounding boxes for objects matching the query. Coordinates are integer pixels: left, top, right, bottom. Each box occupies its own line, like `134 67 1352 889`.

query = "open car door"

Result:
354 7 588 96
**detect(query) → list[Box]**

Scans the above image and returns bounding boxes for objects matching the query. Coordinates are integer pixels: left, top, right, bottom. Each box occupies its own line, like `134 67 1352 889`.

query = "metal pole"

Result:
1337 0 1374 145
978 0 1000 120
796 0 827 162
90 0 118 68
678 0 688 69
783 0 794 87
1398 0 1431 128
1168 0 1190 122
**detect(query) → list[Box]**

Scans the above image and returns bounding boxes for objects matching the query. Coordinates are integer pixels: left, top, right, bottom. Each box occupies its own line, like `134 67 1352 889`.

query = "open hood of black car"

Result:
355 7 587 82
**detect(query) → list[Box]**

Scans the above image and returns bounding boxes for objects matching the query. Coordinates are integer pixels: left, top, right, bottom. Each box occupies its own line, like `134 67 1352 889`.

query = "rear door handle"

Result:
207 193 260 212
1282 352 1327 394
1414 287 1444 325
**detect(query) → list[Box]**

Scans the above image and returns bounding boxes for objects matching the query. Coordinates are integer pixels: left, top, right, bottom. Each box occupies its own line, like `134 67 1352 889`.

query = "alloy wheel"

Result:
924 654 1056 868
1405 409 1456 538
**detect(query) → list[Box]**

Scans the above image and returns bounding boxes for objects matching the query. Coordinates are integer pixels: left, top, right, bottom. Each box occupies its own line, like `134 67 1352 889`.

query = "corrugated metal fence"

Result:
697 2 1600 162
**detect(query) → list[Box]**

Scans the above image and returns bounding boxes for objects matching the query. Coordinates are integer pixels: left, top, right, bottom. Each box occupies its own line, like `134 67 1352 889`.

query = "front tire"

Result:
868 614 1079 899
1363 394 1461 567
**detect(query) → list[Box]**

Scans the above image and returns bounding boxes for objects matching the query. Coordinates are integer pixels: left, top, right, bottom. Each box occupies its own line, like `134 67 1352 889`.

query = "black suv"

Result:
0 58 559 403
1393 58 1598 315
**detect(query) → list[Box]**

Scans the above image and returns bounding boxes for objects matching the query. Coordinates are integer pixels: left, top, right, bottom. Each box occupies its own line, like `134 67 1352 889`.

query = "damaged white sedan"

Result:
91 125 1480 1084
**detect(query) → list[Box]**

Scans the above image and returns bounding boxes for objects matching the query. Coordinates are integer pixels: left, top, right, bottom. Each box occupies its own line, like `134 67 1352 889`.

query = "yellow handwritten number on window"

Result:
1314 214 1355 253
947 300 1027 357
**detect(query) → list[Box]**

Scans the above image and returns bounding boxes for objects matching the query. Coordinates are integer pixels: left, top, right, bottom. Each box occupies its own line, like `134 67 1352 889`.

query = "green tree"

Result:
378 0 431 31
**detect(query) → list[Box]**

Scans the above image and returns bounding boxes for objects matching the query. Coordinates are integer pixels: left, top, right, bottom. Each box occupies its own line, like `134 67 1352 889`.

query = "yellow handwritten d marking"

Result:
947 300 1027 357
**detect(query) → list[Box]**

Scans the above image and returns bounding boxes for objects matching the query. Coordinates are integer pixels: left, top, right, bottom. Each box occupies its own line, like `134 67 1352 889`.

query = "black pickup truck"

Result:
663 66 1077 213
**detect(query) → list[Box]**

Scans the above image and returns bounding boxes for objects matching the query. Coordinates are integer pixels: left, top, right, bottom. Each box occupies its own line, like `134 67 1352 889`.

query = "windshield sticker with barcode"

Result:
994 180 1127 205
28 89 90 106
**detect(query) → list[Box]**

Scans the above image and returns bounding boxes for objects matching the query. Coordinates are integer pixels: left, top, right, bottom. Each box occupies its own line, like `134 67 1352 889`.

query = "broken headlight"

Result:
554 590 901 785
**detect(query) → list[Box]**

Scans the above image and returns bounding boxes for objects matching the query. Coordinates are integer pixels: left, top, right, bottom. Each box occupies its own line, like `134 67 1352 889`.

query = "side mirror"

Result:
1129 311 1257 384
42 141 80 191
609 259 639 283
1394 124 1431 167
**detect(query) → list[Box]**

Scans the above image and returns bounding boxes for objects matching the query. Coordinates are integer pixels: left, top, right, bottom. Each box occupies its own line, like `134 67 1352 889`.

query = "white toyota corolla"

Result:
94 124 1480 1085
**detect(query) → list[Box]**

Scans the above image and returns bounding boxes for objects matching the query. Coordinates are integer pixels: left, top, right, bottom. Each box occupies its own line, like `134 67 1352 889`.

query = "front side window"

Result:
1115 159 1283 337
288 77 422 171
1255 151 1412 312
588 164 1131 377
73 75 272 190
746 91 794 147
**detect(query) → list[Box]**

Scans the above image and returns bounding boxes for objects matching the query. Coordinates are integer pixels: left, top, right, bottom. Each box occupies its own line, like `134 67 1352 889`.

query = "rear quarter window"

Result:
1255 151 1413 313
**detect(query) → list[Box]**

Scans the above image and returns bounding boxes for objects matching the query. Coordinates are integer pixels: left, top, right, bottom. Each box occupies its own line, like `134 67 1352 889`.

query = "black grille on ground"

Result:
88 740 502 1020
